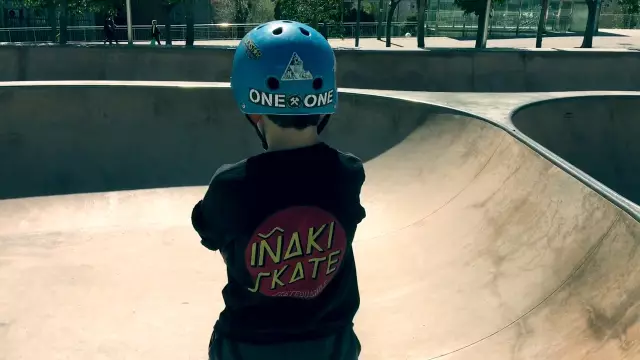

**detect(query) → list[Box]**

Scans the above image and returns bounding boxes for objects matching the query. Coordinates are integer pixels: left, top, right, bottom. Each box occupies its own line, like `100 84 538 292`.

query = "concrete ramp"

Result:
0 83 638 360
512 95 640 210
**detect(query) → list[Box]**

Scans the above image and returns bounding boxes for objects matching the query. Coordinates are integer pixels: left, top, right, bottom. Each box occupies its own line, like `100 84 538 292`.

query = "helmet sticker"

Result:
281 53 313 81
249 88 334 109
243 38 261 60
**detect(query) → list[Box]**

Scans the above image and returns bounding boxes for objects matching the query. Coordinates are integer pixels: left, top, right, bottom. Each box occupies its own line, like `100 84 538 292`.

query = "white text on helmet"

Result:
249 88 334 109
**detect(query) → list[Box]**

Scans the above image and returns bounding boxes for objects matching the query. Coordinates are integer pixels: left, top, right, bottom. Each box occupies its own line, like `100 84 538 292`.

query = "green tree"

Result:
385 0 401 47
453 0 505 48
601 0 639 29
582 0 638 47
376 0 384 40
581 0 597 47
85 0 124 13
536 0 550 48
416 0 426 48
23 0 63 42
0 0 5 29
620 0 640 27
22 0 122 43
274 0 340 28
214 0 274 23
249 0 275 22
185 0 194 46
618 0 640 13
344 7 375 22
162 0 182 45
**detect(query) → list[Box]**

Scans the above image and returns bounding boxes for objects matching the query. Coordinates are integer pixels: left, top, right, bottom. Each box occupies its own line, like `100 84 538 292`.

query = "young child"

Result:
191 20 367 360
151 20 161 46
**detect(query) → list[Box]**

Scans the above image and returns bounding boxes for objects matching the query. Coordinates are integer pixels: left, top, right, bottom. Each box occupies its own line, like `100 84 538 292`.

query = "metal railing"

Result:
0 12 635 44
598 14 640 29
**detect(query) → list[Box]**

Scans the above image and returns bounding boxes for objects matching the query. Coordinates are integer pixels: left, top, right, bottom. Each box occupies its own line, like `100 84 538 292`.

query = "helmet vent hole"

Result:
256 24 265 30
267 77 280 90
272 27 283 35
282 20 292 23
312 78 323 90
299 27 310 36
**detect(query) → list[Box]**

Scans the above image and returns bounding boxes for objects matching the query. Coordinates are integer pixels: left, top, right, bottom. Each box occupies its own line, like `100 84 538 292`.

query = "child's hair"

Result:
266 114 322 130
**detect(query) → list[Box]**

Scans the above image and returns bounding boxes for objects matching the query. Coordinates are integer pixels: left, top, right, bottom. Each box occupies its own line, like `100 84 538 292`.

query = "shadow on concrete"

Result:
375 39 405 48
511 95 640 208
0 85 427 200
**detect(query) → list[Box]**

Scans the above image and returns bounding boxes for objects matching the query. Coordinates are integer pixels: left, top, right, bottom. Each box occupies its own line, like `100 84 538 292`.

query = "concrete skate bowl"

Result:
0 82 639 360
511 95 640 213
0 83 427 199
3 46 640 92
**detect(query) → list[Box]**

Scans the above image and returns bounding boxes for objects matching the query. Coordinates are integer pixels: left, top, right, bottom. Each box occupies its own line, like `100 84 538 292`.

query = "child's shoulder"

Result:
334 148 364 172
210 158 248 184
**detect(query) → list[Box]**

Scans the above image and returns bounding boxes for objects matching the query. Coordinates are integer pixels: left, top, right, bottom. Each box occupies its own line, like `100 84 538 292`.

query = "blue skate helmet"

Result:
231 20 337 149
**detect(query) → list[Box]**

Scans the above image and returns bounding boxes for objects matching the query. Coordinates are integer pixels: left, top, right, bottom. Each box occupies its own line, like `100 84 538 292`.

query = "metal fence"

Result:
598 14 640 29
0 12 637 43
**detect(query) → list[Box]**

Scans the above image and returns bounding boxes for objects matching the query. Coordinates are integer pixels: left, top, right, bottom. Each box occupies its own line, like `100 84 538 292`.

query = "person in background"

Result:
103 15 118 45
151 20 162 46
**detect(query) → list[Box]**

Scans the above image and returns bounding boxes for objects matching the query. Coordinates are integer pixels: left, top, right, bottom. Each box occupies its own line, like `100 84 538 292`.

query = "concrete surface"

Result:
1 44 640 92
0 82 639 360
512 95 640 209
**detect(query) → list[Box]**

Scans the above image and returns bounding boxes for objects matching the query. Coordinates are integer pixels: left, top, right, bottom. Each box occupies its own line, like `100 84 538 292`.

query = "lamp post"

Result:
126 0 133 45
355 0 362 47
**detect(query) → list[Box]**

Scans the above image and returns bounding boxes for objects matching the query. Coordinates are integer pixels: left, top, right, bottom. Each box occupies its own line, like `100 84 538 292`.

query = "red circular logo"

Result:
245 206 347 299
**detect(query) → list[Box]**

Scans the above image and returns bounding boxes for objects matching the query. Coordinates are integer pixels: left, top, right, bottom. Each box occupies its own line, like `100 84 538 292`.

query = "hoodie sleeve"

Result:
191 165 235 251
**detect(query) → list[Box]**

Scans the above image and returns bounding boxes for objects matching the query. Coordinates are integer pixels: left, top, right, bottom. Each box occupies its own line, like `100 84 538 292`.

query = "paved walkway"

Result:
103 29 640 50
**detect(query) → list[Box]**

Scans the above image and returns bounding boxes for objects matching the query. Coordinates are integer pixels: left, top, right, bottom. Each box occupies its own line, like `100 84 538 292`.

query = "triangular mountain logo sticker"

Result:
281 52 313 81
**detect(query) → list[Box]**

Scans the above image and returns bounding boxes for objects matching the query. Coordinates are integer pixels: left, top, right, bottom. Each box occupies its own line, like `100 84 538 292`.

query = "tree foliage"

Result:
385 0 401 47
612 0 640 14
21 0 185 16
344 7 374 22
86 0 124 14
274 0 341 24
22 0 89 15
214 0 275 23
453 0 505 16
452 0 506 48
416 0 425 48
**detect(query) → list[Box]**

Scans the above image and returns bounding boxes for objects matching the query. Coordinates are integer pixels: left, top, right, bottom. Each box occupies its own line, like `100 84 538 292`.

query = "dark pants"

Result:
153 34 161 45
104 31 118 45
208 326 361 360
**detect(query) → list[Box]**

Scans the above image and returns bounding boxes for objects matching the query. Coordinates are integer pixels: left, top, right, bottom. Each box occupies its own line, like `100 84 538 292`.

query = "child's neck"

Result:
266 128 320 152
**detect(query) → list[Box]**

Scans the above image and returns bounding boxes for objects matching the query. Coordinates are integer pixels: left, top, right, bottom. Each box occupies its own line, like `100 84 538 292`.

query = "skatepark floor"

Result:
0 83 639 360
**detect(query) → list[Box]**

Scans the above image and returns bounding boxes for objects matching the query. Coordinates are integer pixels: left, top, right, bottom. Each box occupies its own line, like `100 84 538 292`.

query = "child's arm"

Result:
191 165 234 251
191 198 221 251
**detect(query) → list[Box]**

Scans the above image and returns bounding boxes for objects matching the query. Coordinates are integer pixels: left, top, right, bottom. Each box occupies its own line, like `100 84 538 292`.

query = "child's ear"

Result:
247 114 262 124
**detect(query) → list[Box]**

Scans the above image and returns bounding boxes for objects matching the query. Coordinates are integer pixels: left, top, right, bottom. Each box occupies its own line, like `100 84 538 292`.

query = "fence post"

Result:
516 0 524 36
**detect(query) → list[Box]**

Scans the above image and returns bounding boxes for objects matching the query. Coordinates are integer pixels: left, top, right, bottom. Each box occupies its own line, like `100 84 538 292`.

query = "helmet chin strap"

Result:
245 114 269 150
317 114 331 135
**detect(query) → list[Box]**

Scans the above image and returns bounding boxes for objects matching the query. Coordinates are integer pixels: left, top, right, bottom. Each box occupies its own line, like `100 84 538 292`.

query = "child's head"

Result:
230 20 337 150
